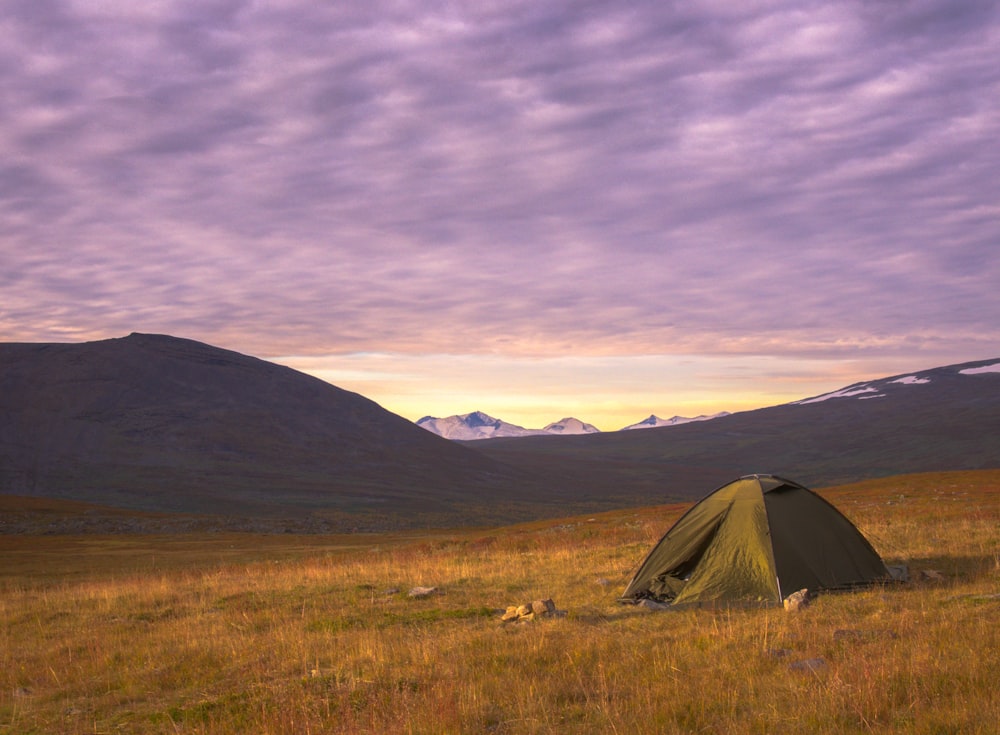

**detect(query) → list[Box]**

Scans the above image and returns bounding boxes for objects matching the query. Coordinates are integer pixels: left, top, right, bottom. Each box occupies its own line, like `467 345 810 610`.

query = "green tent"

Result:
621 475 889 605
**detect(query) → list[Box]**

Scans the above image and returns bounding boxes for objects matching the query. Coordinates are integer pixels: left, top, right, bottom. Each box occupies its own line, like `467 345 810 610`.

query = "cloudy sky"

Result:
2 0 998 430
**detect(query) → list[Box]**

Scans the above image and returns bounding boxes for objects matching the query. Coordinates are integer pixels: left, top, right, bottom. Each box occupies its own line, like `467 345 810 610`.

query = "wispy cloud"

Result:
2 0 998 371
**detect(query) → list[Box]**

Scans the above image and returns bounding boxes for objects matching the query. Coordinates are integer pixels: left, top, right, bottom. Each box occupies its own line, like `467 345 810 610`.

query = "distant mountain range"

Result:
416 411 729 440
416 412 601 440
2 333 998 530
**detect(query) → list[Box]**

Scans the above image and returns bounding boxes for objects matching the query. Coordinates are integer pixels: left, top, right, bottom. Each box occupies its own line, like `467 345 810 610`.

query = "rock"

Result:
531 599 556 616
408 586 438 598
783 588 810 612
500 599 562 623
886 564 910 582
637 598 671 611
383 588 400 596
920 569 945 581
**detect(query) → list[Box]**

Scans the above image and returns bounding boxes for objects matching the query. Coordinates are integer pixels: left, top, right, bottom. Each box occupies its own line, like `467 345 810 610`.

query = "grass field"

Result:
1 471 998 734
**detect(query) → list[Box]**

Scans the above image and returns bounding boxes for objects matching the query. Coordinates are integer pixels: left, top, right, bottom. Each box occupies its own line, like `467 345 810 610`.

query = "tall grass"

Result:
1 471 998 734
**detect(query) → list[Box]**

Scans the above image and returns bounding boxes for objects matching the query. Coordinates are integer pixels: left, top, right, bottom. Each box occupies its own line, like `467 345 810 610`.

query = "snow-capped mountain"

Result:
542 417 601 435
417 411 727 440
416 411 549 440
417 412 600 440
620 413 731 431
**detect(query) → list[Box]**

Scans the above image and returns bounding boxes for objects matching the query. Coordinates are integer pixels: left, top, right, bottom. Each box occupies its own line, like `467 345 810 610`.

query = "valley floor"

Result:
1 471 998 734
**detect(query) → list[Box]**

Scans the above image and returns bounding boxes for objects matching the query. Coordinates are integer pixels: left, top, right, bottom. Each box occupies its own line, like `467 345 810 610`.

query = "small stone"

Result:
920 569 945 581
637 598 671 611
501 606 520 622
886 564 909 582
408 586 438 598
516 604 532 617
783 588 810 612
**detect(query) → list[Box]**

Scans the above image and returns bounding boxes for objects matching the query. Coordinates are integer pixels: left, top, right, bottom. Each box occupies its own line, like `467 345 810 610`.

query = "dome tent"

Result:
621 475 889 606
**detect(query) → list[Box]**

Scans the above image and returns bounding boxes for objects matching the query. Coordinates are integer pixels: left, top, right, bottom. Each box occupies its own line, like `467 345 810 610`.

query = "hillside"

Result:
473 359 1000 492
0 333 537 525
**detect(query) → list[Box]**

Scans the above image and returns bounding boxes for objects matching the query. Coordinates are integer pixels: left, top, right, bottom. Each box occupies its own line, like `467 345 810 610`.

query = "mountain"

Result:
419 411 730 439
472 357 1000 494
542 417 601 435
416 411 549 440
620 413 730 430
416 412 601 440
0 334 543 526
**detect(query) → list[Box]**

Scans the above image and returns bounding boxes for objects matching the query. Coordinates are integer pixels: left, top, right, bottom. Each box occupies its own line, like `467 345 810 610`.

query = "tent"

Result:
621 474 889 605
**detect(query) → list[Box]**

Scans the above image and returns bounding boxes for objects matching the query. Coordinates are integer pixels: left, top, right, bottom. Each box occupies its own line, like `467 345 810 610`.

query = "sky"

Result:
2 0 998 431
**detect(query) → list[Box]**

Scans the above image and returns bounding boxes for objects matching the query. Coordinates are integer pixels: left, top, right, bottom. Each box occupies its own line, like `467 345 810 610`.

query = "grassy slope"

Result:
1 470 998 734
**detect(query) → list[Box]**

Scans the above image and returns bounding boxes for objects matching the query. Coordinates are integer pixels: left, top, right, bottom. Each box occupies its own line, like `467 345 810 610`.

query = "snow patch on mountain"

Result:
960 363 1000 375
793 386 882 404
891 375 930 385
620 413 730 431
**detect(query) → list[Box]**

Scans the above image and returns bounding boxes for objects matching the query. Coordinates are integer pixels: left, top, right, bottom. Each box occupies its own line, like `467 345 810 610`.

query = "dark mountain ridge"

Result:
0 333 533 524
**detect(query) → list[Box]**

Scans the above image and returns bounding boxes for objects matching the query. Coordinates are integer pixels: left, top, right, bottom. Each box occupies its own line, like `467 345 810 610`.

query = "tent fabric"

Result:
621 475 889 605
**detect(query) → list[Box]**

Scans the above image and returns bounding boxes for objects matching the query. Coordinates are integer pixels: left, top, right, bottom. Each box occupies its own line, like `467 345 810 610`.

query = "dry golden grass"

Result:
1 470 998 734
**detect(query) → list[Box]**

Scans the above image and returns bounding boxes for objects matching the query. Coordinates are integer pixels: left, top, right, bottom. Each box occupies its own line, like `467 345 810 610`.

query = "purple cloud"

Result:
1 0 997 364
